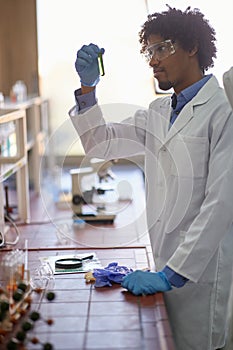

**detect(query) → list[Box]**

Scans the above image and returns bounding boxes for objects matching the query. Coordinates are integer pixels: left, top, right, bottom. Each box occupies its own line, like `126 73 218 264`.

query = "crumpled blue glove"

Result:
93 262 133 287
75 43 105 87
121 270 172 296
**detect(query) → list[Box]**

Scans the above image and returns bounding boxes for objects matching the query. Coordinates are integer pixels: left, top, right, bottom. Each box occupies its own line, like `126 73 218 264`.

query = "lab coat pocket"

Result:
170 135 209 178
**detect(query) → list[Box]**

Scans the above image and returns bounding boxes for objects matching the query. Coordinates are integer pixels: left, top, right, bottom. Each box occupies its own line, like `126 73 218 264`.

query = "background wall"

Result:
36 0 233 159
0 0 39 96
37 0 154 159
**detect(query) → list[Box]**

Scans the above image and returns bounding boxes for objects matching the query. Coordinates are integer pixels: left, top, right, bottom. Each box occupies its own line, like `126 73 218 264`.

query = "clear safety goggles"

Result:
145 39 176 62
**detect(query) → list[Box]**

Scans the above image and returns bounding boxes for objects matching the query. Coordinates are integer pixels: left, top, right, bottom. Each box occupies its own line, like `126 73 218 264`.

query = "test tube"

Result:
98 52 105 76
24 239 29 282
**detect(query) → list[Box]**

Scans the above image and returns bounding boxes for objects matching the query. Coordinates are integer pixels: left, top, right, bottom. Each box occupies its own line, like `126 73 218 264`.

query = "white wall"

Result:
37 0 154 157
37 0 233 158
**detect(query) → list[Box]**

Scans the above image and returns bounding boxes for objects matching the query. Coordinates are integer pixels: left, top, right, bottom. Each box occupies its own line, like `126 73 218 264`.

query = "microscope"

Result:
70 158 117 224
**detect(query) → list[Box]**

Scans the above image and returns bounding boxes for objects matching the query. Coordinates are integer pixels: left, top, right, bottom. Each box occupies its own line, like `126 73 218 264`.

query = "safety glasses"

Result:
145 39 176 62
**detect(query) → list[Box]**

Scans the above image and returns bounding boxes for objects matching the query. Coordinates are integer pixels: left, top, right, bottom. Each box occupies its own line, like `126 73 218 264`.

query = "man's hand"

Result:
75 43 104 87
121 270 172 296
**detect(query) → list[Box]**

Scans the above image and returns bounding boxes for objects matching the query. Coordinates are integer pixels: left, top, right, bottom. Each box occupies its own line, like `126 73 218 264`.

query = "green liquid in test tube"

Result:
98 52 105 76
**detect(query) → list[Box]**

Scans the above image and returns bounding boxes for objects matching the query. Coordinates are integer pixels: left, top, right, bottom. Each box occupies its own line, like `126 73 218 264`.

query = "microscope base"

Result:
73 213 116 225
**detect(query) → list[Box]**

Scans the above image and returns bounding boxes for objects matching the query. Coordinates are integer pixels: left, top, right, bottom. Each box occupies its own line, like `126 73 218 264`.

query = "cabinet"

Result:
0 109 30 236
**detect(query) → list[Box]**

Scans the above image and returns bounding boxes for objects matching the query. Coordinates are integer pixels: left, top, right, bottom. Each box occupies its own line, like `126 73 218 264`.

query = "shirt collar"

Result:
173 74 212 111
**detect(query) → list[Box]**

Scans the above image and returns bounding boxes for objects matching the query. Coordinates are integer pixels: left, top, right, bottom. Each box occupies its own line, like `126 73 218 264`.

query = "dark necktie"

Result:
171 93 177 109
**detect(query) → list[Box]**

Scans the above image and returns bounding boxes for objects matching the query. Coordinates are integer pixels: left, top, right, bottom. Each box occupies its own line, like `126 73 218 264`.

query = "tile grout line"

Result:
137 296 147 350
134 245 148 350
82 283 93 349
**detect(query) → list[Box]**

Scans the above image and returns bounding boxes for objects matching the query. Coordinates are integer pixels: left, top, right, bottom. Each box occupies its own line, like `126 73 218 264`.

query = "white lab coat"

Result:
69 75 233 350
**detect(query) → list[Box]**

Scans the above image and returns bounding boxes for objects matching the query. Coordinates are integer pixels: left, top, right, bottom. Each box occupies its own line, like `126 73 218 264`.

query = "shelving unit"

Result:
0 109 30 235
1 96 50 194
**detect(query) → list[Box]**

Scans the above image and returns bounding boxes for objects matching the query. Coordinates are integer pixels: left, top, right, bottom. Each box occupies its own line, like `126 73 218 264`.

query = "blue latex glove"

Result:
75 43 105 87
121 270 172 296
93 262 133 287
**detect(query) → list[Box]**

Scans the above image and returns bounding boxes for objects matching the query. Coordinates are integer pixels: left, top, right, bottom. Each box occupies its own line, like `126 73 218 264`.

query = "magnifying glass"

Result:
55 255 94 269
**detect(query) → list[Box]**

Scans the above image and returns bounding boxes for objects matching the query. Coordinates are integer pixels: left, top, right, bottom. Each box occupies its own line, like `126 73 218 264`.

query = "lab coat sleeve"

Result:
167 111 233 282
69 102 148 160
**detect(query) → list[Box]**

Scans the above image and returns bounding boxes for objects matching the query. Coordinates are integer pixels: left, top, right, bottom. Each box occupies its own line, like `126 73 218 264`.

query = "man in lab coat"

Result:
69 6 233 350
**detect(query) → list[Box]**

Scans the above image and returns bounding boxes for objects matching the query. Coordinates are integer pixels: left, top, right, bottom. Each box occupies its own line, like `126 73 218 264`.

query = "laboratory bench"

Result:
0 164 176 350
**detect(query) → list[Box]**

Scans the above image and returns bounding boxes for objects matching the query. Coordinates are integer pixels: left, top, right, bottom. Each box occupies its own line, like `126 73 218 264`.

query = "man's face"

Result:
147 34 198 94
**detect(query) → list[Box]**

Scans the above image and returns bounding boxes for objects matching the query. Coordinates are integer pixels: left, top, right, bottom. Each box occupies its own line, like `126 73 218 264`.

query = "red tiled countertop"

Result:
0 247 175 350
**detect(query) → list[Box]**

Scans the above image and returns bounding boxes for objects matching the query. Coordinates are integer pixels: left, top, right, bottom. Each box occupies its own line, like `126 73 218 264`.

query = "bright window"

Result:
37 0 232 156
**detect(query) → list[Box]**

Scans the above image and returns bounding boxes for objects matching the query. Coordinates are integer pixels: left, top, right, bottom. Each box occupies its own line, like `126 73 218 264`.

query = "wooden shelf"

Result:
26 138 35 152
0 96 50 193
0 157 27 182
0 109 30 234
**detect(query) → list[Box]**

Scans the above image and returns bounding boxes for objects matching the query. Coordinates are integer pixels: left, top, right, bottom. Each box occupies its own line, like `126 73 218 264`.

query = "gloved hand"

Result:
121 270 172 296
75 43 105 87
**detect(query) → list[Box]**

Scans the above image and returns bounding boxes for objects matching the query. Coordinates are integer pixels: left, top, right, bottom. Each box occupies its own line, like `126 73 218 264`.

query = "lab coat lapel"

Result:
154 97 195 147
154 102 171 142
164 103 194 144
161 75 219 145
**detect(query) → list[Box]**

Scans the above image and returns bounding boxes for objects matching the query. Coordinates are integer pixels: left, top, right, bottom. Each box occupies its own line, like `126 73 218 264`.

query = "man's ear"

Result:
189 45 198 57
